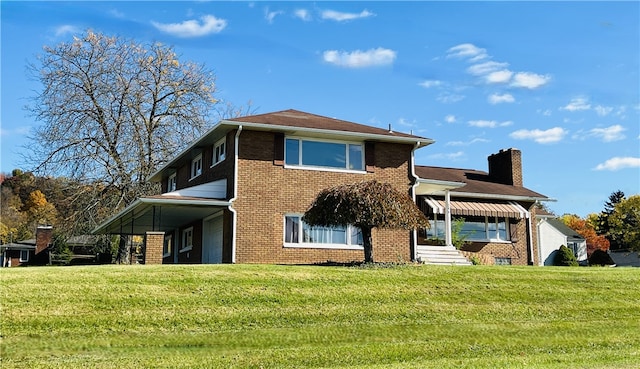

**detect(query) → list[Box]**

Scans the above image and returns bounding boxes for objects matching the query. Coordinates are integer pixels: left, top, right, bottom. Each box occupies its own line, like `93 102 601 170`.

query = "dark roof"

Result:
415 165 547 199
546 219 584 239
226 109 428 140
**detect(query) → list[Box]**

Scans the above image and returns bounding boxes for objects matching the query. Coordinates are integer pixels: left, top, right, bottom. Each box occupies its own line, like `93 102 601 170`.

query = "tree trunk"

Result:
362 227 374 263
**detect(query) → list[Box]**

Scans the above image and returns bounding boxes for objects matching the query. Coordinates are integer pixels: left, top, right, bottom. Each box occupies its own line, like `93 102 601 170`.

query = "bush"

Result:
553 245 579 266
589 249 615 266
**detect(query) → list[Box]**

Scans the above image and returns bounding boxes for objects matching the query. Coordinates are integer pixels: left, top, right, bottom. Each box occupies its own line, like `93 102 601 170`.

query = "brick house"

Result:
1 226 53 267
93 110 549 265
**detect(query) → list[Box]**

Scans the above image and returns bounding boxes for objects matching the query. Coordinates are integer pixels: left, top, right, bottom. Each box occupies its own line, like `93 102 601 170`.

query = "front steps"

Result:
416 245 472 266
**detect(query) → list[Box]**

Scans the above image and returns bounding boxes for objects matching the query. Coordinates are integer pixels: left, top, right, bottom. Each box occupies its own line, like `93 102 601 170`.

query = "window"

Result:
459 216 510 242
19 250 29 262
495 257 512 265
180 227 193 253
213 138 226 166
284 215 363 249
567 242 579 257
163 234 173 258
425 216 510 242
191 154 202 179
284 138 364 171
167 173 176 192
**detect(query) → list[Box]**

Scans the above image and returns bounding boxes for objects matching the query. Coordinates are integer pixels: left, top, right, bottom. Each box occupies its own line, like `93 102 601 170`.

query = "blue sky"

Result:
1 1 639 217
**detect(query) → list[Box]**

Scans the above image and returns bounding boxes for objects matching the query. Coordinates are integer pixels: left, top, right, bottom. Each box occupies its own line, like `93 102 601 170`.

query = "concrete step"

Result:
416 245 472 265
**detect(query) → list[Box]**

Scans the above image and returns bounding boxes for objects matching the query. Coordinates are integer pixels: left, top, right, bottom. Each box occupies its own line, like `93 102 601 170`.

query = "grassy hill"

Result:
1 264 638 368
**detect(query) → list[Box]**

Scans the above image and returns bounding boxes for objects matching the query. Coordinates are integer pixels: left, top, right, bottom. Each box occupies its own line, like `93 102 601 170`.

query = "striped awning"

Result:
423 197 529 219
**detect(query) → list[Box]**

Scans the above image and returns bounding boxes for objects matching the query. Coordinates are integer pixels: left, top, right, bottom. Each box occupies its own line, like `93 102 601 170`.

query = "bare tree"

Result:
303 180 429 263
24 30 228 262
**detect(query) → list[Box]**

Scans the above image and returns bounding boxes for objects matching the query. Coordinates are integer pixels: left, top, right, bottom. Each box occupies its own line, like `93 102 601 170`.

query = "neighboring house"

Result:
536 217 587 265
1 226 53 267
93 110 549 266
609 250 640 267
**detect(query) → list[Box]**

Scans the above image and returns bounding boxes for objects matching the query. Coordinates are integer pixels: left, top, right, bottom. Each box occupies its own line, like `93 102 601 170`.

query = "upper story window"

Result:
213 138 226 166
190 154 202 179
285 137 364 171
167 173 176 192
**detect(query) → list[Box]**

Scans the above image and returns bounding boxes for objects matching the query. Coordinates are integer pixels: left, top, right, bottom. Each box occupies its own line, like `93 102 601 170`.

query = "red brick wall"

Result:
145 231 164 265
233 130 415 264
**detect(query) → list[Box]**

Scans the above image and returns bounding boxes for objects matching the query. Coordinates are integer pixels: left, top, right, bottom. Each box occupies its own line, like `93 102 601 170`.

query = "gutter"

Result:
229 125 243 264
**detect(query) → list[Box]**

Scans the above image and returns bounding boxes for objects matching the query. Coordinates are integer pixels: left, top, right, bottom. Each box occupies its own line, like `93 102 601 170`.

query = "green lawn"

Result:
1 264 638 368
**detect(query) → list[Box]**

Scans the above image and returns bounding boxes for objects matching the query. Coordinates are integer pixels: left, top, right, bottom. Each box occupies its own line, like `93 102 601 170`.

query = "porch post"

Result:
444 190 453 248
145 231 165 265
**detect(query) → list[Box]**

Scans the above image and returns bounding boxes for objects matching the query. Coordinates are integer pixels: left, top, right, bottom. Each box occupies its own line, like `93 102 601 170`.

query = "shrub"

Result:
589 249 615 266
553 245 579 266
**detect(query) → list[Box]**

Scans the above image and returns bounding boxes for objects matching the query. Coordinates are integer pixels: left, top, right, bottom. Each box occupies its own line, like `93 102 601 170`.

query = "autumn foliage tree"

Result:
607 195 640 252
560 214 609 255
303 180 430 263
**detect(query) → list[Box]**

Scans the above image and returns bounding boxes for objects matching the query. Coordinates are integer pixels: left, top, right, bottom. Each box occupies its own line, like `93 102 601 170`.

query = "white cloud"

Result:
594 105 614 116
562 97 591 112
265 8 284 24
445 115 456 123
485 70 513 84
468 120 512 128
152 15 227 37
510 127 567 144
594 157 640 171
488 93 515 104
467 61 509 76
436 93 465 104
589 125 626 142
55 25 81 37
538 109 552 116
321 9 375 22
510 72 550 89
419 80 442 88
428 151 466 161
446 138 489 146
294 9 311 21
323 48 396 68
446 43 488 62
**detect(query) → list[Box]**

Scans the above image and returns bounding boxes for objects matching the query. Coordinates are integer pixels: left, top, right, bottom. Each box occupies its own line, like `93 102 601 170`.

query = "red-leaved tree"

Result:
560 214 610 255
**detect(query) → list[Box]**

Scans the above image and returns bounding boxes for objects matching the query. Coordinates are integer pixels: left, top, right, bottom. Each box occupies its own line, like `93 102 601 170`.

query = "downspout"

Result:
527 210 534 265
229 125 243 263
410 142 421 262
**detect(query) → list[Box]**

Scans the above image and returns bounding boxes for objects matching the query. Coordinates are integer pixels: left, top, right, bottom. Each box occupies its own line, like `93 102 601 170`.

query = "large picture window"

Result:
284 215 363 249
424 215 510 242
285 138 364 171
459 216 510 242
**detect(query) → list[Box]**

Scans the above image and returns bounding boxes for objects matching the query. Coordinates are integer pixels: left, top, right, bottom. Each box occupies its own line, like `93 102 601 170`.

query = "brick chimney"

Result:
488 148 523 187
35 226 53 255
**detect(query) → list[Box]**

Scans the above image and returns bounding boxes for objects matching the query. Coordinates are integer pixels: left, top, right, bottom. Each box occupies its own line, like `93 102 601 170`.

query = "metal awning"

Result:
424 197 529 219
93 195 231 235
